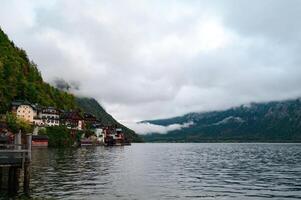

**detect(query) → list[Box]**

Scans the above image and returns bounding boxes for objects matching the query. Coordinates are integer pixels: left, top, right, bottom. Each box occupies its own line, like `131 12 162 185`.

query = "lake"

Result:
28 144 301 199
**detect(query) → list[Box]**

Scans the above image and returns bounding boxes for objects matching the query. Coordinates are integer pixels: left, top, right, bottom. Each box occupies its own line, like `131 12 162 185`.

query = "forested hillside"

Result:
142 99 301 142
0 28 76 113
76 97 143 142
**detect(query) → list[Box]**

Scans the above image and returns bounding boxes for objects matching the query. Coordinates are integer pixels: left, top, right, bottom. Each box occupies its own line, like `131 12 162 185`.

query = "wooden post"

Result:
24 162 30 195
23 134 32 195
0 167 2 190
8 167 14 194
26 134 32 161
15 131 22 150
13 168 20 193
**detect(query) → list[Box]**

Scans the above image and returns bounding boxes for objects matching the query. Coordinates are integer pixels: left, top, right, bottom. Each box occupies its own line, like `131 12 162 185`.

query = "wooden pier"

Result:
0 133 31 195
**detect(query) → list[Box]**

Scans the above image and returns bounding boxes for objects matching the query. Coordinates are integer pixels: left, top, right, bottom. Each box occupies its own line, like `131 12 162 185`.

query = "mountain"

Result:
0 27 141 142
76 97 143 142
142 98 301 142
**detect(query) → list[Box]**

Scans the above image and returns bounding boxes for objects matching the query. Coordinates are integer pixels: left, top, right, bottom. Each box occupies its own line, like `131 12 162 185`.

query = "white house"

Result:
38 107 60 126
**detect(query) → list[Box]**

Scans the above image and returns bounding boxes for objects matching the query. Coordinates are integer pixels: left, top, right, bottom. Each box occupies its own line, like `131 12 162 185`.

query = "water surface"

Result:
29 143 301 200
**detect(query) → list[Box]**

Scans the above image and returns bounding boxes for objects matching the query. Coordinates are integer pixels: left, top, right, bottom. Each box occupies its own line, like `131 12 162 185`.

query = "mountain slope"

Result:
76 97 143 142
142 99 301 142
0 28 76 112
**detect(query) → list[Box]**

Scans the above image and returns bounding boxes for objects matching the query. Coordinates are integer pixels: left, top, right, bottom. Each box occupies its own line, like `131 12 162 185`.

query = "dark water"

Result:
29 143 301 200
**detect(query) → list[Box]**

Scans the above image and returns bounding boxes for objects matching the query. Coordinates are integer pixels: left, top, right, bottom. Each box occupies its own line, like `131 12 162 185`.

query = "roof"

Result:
11 100 37 110
61 111 83 120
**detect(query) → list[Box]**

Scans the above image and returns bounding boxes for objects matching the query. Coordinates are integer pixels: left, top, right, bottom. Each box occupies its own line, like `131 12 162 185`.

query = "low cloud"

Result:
1 1 301 123
52 78 80 92
128 121 194 135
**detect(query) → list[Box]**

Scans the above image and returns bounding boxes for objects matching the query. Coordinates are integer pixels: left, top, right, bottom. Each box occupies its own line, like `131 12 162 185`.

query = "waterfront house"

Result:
60 111 84 130
83 113 97 123
11 100 37 123
114 128 125 145
38 107 60 126
83 113 99 128
94 128 105 143
100 126 125 146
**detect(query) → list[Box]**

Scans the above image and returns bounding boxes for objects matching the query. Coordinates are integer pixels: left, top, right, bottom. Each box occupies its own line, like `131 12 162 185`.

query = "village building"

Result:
38 107 60 126
97 126 125 146
11 101 37 123
60 111 84 130
83 113 97 124
83 113 102 128
114 128 125 145
94 128 105 143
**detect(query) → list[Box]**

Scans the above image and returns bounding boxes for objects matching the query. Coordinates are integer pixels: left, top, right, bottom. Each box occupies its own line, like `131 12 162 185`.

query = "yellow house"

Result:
12 101 37 123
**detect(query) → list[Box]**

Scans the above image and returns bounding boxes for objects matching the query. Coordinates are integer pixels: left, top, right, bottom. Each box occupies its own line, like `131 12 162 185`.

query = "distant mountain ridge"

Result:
142 98 301 142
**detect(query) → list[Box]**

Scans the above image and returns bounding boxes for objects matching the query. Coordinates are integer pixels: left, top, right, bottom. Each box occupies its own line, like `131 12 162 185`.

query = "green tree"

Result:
45 126 74 147
5 112 33 134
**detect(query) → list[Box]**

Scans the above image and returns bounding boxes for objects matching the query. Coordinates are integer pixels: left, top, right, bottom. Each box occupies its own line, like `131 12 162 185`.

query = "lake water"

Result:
28 143 301 199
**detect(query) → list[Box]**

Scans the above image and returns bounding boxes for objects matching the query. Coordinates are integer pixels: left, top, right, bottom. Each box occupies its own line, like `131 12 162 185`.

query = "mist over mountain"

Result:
141 98 301 142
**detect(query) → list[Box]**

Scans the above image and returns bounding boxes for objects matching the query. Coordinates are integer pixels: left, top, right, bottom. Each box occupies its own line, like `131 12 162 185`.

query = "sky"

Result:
1 0 301 133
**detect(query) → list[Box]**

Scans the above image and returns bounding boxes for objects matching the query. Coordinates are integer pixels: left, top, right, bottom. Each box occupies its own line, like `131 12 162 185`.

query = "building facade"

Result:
12 101 37 123
60 111 84 130
38 107 60 126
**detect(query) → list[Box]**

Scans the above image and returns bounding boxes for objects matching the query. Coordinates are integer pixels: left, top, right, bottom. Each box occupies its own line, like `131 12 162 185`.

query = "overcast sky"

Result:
1 0 301 130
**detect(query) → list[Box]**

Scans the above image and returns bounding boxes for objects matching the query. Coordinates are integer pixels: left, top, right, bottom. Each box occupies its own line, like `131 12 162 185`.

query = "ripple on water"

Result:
26 143 301 200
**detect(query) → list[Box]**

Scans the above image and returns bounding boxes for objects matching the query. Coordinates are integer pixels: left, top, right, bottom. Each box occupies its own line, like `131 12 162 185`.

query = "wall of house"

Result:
16 105 36 123
39 113 60 126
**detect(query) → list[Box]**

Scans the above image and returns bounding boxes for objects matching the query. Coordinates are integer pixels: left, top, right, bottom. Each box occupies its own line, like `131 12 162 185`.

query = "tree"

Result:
5 112 33 134
45 126 74 147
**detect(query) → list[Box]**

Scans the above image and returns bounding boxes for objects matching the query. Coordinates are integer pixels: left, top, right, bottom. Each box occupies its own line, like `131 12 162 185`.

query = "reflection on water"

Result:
29 144 301 200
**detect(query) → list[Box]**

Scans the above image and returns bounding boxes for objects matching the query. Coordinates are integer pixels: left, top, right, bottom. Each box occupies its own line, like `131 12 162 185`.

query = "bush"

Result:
5 112 33 134
45 126 74 147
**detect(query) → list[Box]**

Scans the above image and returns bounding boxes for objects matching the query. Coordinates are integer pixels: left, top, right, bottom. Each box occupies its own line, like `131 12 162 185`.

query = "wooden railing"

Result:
0 144 30 167
0 134 32 194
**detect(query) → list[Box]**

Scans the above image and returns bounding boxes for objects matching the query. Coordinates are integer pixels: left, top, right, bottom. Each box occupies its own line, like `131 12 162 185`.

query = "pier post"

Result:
14 131 22 150
7 167 19 194
8 167 14 194
0 167 2 190
23 134 32 195
13 167 20 192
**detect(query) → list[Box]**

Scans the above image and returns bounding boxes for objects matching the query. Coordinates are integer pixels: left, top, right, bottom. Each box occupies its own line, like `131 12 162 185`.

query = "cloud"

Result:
52 78 80 91
128 121 194 135
1 0 301 126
